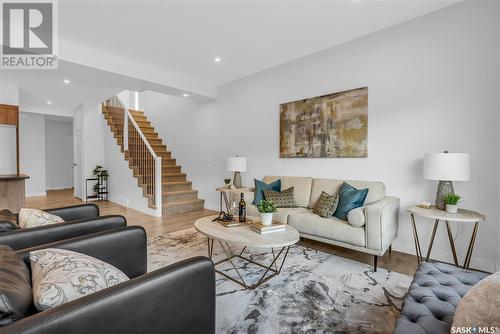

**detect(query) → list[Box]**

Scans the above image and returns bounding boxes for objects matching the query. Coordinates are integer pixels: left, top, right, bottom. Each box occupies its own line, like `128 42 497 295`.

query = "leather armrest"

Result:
45 203 100 221
17 226 147 279
0 257 215 334
365 197 400 253
0 215 127 251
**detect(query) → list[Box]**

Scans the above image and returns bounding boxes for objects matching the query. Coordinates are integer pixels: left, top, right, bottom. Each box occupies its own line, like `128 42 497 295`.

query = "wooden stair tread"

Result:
102 103 204 215
163 199 204 206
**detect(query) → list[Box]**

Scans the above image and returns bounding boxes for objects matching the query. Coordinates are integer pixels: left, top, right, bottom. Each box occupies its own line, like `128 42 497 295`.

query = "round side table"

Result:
407 206 485 269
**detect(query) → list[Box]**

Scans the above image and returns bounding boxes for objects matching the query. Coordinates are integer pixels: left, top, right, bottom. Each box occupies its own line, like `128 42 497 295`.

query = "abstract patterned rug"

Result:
147 228 411 334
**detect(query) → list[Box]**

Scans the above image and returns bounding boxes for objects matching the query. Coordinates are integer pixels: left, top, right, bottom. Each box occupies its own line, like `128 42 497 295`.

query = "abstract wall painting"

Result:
279 87 368 158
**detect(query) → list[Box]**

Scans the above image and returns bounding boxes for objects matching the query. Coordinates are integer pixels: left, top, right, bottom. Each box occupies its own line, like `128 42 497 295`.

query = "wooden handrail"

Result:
103 96 162 214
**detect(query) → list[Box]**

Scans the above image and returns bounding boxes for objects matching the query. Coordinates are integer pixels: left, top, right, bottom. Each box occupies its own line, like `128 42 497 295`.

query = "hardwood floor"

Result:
26 189 418 276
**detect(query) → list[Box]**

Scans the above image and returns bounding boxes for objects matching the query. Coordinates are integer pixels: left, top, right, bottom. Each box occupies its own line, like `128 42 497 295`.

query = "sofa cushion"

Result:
263 187 296 208
394 262 489 334
333 182 368 221
288 210 366 247
309 178 385 208
0 245 32 326
247 205 308 225
347 207 365 227
253 179 281 205
30 248 129 311
18 208 64 229
263 176 313 208
312 191 339 218
452 270 500 329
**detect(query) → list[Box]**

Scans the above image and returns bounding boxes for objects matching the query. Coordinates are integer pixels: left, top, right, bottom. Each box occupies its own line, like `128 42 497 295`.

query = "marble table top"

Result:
195 215 300 248
407 206 485 223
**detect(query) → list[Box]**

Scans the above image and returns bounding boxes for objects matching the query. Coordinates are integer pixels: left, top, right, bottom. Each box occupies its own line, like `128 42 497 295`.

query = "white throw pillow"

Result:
347 207 366 227
18 208 64 229
30 248 129 311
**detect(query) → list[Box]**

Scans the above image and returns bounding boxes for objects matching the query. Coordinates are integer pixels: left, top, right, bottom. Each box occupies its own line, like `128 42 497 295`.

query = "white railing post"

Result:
155 156 162 217
123 108 128 151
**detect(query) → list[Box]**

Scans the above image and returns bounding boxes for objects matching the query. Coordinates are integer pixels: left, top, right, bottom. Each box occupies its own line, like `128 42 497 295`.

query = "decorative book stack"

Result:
251 221 286 234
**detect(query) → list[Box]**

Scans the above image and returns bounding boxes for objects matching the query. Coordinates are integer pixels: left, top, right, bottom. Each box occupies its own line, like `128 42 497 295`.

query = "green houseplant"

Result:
257 199 277 226
92 165 109 196
224 178 231 188
442 193 461 214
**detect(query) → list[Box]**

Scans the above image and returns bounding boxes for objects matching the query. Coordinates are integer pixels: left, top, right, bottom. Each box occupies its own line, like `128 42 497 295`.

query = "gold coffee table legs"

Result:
206 237 291 290
409 214 480 269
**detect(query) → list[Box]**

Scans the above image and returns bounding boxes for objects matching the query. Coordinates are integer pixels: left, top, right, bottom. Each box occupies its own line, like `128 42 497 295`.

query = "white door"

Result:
73 130 82 199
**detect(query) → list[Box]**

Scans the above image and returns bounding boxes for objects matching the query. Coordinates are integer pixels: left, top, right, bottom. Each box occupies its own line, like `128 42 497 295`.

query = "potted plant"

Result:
257 199 277 226
224 178 231 188
92 165 109 197
443 193 461 214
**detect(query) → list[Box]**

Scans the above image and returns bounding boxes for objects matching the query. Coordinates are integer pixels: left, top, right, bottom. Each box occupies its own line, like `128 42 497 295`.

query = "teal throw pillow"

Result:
333 182 369 221
253 179 281 205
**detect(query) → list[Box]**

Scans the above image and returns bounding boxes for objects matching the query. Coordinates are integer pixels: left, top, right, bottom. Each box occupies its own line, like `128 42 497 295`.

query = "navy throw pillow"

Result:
333 182 369 221
253 179 281 205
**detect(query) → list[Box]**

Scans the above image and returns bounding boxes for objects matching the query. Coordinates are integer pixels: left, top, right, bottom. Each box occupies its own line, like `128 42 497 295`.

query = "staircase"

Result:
102 98 204 216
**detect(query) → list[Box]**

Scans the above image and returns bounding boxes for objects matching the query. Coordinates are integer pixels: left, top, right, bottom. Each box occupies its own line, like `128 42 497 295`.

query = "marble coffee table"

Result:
195 215 300 290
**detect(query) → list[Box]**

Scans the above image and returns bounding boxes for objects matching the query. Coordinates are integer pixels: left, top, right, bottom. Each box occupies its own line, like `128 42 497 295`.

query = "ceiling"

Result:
2 0 462 115
60 0 461 86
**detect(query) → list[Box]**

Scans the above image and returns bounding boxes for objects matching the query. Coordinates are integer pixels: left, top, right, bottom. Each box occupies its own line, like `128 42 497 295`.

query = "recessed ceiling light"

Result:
47 100 52 105
182 93 190 97
214 57 221 63
63 79 71 84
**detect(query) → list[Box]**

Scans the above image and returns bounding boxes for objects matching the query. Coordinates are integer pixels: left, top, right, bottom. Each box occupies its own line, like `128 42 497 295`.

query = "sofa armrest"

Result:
0 257 215 334
365 197 400 253
45 203 100 221
16 226 147 279
0 215 127 251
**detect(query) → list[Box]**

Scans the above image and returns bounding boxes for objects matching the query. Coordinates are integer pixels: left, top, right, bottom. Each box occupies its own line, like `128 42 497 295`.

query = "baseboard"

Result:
391 240 496 273
26 192 46 197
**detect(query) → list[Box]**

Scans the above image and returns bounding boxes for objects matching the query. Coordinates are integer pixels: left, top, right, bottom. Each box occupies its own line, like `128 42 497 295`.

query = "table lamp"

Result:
227 156 247 188
423 151 470 210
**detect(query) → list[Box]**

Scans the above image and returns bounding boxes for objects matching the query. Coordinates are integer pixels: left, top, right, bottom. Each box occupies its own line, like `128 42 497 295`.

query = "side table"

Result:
215 187 254 214
407 206 485 269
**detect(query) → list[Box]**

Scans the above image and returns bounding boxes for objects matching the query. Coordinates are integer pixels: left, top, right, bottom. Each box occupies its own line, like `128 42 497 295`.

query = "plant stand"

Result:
85 177 108 202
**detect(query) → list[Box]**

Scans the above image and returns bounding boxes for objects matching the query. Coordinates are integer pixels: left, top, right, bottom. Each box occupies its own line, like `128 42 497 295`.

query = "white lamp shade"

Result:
423 153 471 181
227 156 247 172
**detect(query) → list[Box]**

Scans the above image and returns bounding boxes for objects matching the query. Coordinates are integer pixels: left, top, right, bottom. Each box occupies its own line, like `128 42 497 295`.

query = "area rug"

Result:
147 228 411 334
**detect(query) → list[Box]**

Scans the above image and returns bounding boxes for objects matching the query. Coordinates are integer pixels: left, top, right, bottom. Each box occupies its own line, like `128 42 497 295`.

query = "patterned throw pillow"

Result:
312 191 339 218
263 187 296 208
253 179 281 205
30 248 129 311
18 208 64 229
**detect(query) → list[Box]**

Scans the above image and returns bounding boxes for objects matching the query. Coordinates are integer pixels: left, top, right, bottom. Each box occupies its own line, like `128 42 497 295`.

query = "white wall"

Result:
0 81 19 105
75 102 157 215
0 126 17 174
141 1 500 272
19 113 46 196
45 119 73 190
0 82 19 174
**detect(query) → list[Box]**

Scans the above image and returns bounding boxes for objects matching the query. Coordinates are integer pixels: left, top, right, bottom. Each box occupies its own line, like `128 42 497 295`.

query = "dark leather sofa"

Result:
0 204 127 250
0 226 216 334
394 261 488 334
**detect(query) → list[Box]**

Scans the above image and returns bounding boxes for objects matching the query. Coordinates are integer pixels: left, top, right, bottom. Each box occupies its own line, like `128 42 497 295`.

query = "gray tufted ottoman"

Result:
394 261 488 334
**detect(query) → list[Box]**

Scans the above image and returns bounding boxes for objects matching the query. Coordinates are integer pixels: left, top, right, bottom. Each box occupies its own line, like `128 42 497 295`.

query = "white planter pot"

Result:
446 204 458 214
260 212 273 226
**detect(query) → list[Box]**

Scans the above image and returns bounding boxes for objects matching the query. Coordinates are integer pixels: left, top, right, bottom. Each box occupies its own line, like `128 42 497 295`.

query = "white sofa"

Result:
246 176 400 271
